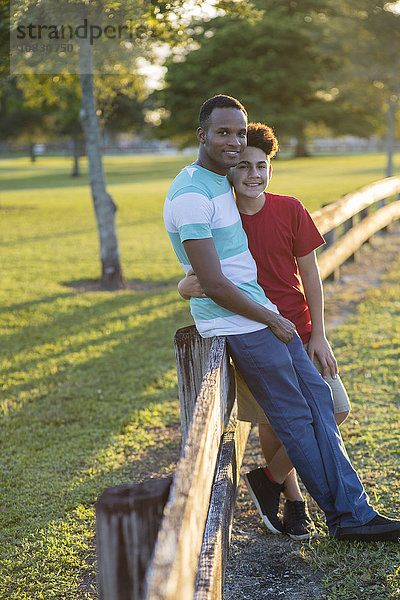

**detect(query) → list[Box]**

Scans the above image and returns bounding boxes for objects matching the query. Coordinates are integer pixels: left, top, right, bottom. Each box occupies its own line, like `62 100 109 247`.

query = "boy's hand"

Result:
178 268 207 300
307 334 338 378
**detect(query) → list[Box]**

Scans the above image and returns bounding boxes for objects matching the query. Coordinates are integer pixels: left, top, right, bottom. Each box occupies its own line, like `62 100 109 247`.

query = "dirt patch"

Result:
225 426 324 600
323 225 400 332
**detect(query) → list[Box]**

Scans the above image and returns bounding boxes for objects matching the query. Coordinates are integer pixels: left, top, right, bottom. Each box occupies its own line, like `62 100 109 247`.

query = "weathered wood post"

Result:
323 227 340 281
359 204 371 246
174 326 214 445
343 216 358 263
96 478 172 600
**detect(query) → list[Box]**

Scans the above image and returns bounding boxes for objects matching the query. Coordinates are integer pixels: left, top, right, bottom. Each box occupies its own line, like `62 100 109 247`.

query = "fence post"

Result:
323 227 340 281
96 478 172 600
343 216 358 263
174 326 214 446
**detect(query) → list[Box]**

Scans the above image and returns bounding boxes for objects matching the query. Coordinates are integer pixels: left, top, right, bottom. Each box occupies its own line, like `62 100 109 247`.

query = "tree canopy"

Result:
154 0 342 152
153 0 399 157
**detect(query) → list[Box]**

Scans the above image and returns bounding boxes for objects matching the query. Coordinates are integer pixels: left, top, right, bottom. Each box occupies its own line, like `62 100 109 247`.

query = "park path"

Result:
223 224 400 600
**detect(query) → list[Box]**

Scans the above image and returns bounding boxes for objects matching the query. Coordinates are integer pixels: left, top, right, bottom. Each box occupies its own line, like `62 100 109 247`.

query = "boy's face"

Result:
229 146 272 200
197 107 247 175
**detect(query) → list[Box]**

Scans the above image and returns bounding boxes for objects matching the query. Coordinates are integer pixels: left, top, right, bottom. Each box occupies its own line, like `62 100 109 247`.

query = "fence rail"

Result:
312 176 400 280
96 176 400 600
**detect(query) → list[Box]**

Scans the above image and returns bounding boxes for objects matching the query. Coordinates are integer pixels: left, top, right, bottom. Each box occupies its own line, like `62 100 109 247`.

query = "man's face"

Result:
197 107 247 175
229 146 272 200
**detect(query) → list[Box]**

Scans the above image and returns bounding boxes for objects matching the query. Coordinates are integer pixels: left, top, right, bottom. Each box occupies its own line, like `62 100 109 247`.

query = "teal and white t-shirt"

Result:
163 164 278 337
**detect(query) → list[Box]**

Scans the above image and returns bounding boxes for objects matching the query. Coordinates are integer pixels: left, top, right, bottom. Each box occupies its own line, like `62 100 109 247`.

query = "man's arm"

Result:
183 238 296 344
297 251 338 377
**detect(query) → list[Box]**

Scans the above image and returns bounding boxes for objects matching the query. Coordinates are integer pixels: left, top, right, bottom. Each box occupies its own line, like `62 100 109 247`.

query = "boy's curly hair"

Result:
247 122 279 159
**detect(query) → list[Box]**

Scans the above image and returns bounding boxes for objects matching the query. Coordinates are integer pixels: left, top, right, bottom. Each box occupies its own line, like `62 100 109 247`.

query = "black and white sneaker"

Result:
244 468 284 535
334 514 400 541
283 499 316 540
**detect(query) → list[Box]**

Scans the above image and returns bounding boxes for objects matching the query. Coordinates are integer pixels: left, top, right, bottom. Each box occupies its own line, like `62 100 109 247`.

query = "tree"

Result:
0 76 53 160
154 0 341 155
330 1 400 176
9 0 238 288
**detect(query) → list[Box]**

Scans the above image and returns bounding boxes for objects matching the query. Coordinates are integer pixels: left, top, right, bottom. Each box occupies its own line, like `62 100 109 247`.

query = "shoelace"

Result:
288 501 308 523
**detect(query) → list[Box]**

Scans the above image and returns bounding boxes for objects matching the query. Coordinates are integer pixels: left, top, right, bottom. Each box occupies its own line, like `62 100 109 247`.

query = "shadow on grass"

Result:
2 213 162 247
1 287 185 399
61 278 176 292
0 157 191 192
0 286 191 548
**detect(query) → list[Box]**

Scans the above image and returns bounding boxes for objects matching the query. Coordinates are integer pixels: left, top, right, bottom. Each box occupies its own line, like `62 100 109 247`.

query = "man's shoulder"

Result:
167 165 209 199
167 165 229 202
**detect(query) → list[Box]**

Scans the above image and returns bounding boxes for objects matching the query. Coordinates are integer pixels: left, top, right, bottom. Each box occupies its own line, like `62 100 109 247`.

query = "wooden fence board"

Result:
174 327 214 446
143 337 231 600
194 406 251 600
313 176 400 235
318 201 400 280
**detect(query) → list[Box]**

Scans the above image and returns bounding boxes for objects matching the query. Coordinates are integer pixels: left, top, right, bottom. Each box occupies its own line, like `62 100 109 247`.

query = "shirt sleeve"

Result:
292 201 325 257
170 187 214 242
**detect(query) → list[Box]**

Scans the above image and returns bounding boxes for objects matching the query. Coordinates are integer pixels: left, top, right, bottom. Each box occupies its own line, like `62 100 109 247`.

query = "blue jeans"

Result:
226 328 376 534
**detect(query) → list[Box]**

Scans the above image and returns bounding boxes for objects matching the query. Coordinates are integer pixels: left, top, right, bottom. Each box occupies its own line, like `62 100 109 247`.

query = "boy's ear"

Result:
269 163 273 179
197 127 206 144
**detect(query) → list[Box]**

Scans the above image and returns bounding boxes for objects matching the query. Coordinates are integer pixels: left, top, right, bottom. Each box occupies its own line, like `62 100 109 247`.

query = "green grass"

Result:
0 152 399 599
301 254 400 599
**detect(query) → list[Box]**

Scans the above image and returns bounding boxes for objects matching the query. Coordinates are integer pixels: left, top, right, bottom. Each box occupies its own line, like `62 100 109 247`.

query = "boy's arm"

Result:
297 251 338 377
178 269 206 300
183 237 296 344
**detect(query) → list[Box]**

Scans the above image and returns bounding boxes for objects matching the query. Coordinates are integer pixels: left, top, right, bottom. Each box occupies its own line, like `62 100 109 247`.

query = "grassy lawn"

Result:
303 252 400 599
0 152 399 599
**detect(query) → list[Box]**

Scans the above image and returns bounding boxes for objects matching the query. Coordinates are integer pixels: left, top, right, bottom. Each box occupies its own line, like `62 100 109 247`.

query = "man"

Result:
163 94 400 541
178 122 352 540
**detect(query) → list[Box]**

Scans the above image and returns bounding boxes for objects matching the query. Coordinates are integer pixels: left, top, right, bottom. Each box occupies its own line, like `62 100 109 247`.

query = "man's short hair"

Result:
247 122 279 159
199 95 247 129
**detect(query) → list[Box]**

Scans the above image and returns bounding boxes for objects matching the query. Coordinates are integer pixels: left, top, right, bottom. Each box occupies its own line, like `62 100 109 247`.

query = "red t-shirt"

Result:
240 192 325 343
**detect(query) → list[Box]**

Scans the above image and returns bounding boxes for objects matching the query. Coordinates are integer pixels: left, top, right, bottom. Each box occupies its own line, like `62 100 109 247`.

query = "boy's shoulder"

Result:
267 192 307 213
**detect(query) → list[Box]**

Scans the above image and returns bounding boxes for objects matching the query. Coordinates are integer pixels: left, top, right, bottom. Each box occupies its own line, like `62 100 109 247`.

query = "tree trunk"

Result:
71 133 81 178
385 93 397 178
78 38 125 290
294 137 311 158
29 143 36 162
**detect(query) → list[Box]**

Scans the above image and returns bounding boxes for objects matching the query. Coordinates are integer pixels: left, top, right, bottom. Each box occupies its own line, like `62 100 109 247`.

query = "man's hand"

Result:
307 334 338 378
267 312 297 344
178 269 207 300
182 238 295 336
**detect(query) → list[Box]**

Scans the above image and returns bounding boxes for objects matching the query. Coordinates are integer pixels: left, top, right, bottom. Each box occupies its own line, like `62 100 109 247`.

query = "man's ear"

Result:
197 126 206 144
269 163 273 179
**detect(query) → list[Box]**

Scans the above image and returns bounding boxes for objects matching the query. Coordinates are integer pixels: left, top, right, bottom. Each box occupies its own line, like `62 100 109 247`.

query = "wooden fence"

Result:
96 176 400 600
313 176 400 280
96 326 251 600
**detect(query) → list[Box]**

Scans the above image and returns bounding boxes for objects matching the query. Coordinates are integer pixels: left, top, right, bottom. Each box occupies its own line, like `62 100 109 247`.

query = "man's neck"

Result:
194 148 229 176
236 192 266 215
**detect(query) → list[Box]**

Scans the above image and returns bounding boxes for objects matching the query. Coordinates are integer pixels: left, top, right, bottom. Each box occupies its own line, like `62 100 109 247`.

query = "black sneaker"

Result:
244 468 284 534
283 499 316 540
334 514 400 542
